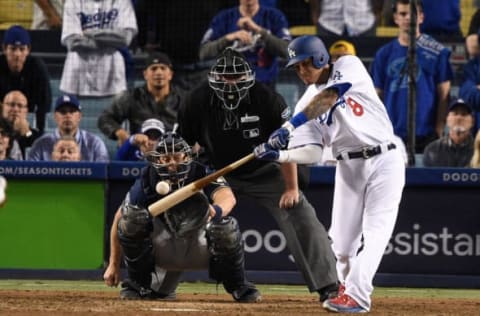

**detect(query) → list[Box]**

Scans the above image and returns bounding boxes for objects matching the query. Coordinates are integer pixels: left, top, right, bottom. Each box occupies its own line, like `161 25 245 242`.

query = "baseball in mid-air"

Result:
155 181 170 195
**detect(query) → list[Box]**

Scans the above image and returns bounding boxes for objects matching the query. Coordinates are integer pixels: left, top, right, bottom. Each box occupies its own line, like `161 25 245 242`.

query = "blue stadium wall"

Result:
0 161 479 289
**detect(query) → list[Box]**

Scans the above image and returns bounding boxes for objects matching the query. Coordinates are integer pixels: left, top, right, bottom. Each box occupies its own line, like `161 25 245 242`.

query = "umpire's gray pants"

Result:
226 162 338 292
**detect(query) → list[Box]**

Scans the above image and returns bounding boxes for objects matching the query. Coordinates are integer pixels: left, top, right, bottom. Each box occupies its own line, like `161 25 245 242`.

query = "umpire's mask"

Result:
208 48 255 110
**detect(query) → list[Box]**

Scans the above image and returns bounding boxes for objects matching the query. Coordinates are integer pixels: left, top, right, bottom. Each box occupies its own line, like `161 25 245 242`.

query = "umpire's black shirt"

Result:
179 80 289 176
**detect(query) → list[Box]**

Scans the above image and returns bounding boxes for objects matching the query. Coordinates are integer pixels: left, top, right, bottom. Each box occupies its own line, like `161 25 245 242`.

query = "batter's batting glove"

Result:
268 122 294 149
254 143 280 161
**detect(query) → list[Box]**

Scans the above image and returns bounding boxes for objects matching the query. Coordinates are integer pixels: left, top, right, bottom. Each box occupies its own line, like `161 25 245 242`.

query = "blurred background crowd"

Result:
0 0 479 168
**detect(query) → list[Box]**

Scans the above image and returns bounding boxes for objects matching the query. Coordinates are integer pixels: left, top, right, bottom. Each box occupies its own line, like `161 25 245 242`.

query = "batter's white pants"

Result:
329 149 405 311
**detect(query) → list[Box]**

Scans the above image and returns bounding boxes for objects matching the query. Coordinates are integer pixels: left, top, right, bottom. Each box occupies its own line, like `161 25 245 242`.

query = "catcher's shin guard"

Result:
205 216 247 293
117 202 154 292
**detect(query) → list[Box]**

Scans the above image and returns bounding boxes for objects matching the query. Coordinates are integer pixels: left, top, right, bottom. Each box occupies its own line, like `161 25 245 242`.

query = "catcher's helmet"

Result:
286 35 329 69
208 47 255 110
145 125 192 187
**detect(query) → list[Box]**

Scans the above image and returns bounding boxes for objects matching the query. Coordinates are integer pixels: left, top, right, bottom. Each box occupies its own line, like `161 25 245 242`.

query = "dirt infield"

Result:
0 289 479 316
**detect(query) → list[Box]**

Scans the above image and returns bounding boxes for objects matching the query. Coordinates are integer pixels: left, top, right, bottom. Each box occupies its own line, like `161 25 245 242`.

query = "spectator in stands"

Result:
59 0 137 97
459 42 480 130
0 117 22 160
115 118 164 161
469 129 480 167
328 39 356 62
199 0 291 87
0 1 33 30
51 135 81 161
423 99 475 167
466 7 480 59
31 0 64 30
370 0 453 153
28 94 109 161
2 90 40 159
309 0 384 37
97 52 182 147
0 25 52 134
420 0 461 39
134 0 232 91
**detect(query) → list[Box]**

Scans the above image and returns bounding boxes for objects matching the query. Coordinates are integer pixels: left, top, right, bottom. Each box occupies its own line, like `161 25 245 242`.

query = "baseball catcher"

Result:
103 127 261 302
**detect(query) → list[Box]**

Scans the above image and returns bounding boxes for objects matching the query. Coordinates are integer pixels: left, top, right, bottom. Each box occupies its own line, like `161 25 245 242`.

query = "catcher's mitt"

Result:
162 192 210 237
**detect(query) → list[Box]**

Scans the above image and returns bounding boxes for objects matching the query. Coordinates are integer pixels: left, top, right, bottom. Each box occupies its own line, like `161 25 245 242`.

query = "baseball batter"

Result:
103 129 261 303
60 0 137 96
255 36 405 313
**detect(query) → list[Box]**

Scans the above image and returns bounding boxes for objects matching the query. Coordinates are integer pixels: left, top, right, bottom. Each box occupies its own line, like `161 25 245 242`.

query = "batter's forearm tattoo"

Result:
303 101 330 120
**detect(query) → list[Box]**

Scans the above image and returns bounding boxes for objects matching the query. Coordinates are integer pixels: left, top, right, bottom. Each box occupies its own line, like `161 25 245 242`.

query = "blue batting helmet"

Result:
286 35 329 69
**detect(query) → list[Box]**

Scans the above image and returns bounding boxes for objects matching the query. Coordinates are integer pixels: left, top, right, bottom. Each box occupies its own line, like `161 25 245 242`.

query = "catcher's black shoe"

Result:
318 282 340 303
120 279 151 300
120 279 176 300
232 284 262 303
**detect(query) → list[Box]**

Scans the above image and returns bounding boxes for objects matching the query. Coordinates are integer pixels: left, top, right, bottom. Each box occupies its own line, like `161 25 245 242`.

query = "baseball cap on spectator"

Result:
447 98 473 114
141 118 165 140
54 94 82 112
3 25 31 46
329 40 356 56
141 118 165 134
145 52 172 69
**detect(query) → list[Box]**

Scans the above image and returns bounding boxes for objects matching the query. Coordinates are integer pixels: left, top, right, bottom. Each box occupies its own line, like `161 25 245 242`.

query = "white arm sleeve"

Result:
277 144 323 164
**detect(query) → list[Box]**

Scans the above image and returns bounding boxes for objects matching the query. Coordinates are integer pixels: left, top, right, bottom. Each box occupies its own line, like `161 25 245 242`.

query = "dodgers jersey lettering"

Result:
317 55 395 157
77 8 119 29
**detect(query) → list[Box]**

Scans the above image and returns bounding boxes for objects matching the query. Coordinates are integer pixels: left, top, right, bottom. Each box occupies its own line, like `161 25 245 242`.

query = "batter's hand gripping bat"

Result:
148 153 255 217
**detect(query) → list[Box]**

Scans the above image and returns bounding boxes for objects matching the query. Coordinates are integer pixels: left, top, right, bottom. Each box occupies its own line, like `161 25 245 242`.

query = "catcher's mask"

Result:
162 192 210 237
208 47 255 110
145 125 192 187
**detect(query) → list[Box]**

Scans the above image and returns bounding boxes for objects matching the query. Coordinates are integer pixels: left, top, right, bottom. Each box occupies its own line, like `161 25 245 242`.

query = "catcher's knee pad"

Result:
205 216 247 293
118 201 153 240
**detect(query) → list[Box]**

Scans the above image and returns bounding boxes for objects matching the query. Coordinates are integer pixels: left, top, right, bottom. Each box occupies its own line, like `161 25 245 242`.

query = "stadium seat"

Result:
275 82 300 111
27 112 36 128
289 25 316 36
44 112 56 133
376 26 398 37
50 78 62 100
78 96 113 117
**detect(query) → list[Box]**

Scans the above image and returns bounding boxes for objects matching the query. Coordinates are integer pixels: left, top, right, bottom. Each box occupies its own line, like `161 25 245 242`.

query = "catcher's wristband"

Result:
212 204 223 222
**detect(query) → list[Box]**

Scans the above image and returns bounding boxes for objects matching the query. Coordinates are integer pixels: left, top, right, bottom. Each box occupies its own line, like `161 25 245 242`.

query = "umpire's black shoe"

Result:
232 284 262 303
318 282 339 303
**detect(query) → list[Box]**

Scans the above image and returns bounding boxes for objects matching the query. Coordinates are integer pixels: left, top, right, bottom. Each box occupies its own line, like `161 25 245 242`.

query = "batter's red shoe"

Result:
323 293 367 313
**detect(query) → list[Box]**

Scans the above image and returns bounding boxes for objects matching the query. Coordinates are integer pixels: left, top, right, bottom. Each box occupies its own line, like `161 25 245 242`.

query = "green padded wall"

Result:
0 179 104 269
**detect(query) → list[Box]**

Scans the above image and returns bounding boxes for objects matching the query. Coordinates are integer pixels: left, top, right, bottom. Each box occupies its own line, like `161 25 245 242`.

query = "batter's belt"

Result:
336 143 396 160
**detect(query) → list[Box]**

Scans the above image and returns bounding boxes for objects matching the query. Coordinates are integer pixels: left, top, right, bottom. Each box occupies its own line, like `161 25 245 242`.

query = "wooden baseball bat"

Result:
148 153 255 217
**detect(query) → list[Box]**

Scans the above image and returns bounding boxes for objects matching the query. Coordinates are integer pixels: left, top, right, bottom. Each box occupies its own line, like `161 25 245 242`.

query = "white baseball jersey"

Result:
318 55 396 157
60 0 137 96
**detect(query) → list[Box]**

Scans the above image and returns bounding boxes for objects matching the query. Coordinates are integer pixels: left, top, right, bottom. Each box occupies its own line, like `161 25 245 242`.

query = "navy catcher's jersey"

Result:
179 80 290 175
